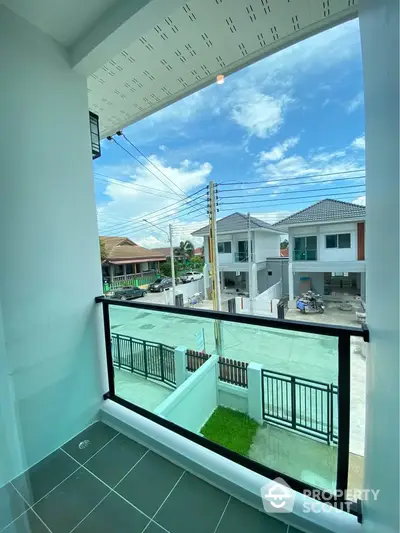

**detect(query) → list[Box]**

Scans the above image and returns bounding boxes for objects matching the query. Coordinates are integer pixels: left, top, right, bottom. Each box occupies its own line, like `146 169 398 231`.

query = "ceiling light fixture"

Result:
216 74 225 85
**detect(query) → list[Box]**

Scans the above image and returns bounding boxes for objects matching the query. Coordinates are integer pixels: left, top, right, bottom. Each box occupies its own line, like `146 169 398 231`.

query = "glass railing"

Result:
95 295 368 516
234 252 254 262
294 250 317 261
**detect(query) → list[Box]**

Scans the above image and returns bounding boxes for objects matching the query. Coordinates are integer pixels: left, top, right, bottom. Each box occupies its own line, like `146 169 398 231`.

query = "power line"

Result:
94 176 178 201
218 175 365 192
221 183 365 200
218 168 366 186
120 132 189 198
94 172 179 198
218 190 365 211
99 193 208 234
97 185 208 233
111 137 185 199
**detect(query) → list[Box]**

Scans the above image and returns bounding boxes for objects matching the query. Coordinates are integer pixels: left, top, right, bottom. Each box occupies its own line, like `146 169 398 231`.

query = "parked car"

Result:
180 271 203 283
148 277 173 292
108 287 146 300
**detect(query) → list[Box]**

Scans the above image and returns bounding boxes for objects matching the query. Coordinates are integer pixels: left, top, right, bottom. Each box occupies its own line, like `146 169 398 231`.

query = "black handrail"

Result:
95 295 368 518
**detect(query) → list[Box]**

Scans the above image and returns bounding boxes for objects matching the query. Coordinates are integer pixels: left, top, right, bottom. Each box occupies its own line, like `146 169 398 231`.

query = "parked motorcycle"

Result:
296 291 325 314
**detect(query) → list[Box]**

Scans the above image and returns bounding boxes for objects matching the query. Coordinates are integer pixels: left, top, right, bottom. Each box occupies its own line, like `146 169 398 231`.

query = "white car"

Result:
180 271 203 283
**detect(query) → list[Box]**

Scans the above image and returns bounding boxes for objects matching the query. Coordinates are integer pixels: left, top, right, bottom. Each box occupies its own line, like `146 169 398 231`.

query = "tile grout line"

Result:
148 471 186 523
61 448 157 522
212 495 231 533
10 482 53 533
67 490 113 533
0 428 120 533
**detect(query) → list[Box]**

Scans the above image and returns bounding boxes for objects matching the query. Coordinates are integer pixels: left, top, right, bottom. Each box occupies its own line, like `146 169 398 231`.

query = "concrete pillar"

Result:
174 346 188 387
0 6 103 484
247 363 263 424
359 1 399 531
288 262 294 300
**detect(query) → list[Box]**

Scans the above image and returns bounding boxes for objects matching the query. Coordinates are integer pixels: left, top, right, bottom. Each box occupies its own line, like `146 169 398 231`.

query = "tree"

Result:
175 240 195 259
280 239 289 249
99 238 107 262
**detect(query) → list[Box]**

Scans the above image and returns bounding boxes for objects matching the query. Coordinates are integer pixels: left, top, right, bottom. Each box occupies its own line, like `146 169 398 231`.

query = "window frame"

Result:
325 233 351 249
217 241 232 254
293 235 317 261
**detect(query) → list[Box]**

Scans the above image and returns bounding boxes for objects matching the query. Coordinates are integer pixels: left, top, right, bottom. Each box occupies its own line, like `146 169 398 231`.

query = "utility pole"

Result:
143 219 176 304
208 181 223 354
248 212 253 314
169 224 176 303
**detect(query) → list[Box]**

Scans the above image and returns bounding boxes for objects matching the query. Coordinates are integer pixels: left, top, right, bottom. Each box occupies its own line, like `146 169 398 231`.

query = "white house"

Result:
192 212 282 299
274 199 366 302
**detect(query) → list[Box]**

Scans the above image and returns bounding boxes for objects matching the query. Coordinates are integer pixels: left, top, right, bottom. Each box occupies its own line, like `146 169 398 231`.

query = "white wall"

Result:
318 223 357 262
254 232 281 262
290 222 361 263
0 7 103 485
165 279 204 305
359 1 399 532
155 356 218 433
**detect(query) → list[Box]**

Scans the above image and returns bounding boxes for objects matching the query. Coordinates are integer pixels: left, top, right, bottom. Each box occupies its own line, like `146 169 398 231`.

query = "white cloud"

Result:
97 156 212 243
230 90 292 138
259 137 300 162
346 92 364 113
351 135 365 150
159 145 167 151
353 195 366 206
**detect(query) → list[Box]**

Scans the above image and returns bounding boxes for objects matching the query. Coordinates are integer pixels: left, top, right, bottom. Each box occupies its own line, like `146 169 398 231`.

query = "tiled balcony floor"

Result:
1 422 301 533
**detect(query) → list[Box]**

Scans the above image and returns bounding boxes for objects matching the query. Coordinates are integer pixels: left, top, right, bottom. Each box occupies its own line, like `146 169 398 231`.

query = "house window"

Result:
325 233 351 249
218 242 232 254
114 265 124 276
294 236 317 261
126 264 134 275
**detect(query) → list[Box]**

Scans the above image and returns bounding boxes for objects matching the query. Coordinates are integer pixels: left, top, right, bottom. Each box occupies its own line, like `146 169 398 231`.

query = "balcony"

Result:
94 296 368 520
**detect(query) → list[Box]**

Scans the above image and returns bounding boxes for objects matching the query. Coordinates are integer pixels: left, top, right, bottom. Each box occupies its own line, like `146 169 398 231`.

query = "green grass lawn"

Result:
200 407 259 456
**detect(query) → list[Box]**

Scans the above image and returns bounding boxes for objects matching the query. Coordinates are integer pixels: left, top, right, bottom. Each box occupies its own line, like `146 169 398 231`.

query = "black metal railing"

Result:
112 333 176 387
262 370 338 443
95 295 368 517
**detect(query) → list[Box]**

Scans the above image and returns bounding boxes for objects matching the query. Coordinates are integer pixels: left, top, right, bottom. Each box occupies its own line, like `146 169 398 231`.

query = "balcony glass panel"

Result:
108 304 341 493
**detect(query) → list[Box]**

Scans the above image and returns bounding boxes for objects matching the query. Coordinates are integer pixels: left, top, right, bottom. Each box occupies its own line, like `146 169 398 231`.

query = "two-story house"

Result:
192 212 282 298
274 199 366 303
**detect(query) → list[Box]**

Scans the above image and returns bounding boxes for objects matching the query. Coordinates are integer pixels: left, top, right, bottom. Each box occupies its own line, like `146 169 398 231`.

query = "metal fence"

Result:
186 350 248 388
104 273 158 292
112 333 176 387
261 369 338 443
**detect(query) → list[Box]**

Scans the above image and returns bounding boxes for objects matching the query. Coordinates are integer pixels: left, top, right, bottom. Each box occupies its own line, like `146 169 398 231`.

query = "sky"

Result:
94 18 365 249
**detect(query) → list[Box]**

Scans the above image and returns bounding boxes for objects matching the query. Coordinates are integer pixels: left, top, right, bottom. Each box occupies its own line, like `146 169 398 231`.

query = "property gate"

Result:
112 333 176 387
261 369 338 443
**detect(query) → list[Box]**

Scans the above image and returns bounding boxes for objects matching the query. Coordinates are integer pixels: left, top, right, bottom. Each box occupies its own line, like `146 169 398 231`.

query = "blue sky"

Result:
94 19 365 248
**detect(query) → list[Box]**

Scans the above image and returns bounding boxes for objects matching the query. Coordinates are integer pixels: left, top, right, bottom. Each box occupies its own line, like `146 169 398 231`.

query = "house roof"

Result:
280 248 289 257
100 236 166 262
194 247 203 255
191 212 281 236
274 199 366 228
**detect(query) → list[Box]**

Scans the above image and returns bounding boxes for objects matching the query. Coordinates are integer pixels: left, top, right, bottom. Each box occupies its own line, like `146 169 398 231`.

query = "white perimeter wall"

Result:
155 356 218 433
0 7 104 485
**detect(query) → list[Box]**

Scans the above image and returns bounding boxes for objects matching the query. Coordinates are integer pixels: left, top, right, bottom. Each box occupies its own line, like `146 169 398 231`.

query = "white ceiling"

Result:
3 0 117 46
87 0 358 138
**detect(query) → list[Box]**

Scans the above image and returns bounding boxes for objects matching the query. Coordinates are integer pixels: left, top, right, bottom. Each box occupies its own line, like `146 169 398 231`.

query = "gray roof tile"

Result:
191 212 280 236
274 199 365 227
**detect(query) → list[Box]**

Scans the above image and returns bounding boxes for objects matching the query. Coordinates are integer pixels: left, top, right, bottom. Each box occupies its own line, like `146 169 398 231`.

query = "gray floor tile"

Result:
0 484 28 531
12 449 78 505
2 510 49 533
115 451 183 517
215 498 288 533
33 467 109 533
154 473 229 533
62 422 118 464
288 528 303 533
85 433 148 488
73 491 149 533
145 522 169 533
